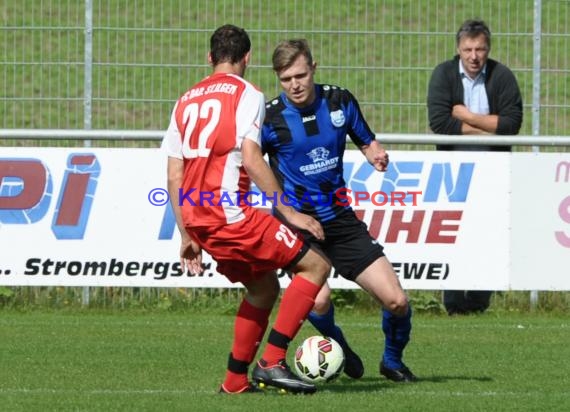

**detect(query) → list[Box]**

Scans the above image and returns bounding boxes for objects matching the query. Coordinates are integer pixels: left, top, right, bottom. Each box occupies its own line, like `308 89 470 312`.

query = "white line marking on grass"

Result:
2 388 569 398
378 389 570 398
0 388 210 396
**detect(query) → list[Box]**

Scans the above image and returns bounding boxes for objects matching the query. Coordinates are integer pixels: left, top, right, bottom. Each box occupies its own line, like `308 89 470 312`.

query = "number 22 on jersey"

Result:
181 98 221 159
275 224 298 248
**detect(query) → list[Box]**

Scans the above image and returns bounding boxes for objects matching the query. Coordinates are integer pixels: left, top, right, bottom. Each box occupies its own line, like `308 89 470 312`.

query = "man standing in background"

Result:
427 19 523 314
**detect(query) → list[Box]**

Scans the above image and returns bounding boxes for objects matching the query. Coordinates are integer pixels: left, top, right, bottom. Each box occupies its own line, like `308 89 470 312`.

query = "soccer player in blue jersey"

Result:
261 39 417 382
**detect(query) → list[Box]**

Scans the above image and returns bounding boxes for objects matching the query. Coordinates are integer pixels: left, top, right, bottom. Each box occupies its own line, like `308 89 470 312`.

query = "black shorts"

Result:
301 209 385 281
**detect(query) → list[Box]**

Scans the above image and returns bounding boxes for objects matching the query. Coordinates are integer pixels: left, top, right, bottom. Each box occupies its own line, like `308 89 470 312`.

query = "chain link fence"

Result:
1 0 569 308
1 0 569 142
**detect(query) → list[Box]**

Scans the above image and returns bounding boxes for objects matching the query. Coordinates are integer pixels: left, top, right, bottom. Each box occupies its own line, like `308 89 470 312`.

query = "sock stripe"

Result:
227 352 249 374
267 328 291 350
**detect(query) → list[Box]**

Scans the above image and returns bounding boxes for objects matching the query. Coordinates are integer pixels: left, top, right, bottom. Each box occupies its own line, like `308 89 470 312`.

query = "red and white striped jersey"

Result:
162 72 265 227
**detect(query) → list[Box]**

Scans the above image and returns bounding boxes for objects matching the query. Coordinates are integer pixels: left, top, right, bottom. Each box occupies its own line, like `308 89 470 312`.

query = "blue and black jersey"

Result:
261 84 375 222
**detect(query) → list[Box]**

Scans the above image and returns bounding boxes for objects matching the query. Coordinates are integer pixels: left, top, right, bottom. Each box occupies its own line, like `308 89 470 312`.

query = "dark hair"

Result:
209 24 251 65
271 39 314 72
456 19 491 49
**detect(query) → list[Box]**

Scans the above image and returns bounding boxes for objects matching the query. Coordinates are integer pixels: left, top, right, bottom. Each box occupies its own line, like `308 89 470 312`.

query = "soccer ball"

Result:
294 336 345 383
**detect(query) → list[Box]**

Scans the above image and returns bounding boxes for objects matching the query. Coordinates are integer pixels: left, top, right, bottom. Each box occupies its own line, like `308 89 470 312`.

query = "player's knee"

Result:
313 293 331 314
247 274 280 308
315 257 331 280
266 279 280 303
295 250 331 286
385 293 409 316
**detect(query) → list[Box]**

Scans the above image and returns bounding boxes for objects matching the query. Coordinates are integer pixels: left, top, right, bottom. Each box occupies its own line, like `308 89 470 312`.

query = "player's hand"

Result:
363 140 389 172
180 236 203 275
372 148 389 172
285 210 325 240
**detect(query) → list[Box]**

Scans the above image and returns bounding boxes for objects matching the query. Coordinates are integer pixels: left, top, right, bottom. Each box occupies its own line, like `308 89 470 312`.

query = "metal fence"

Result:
1 0 569 307
1 0 569 142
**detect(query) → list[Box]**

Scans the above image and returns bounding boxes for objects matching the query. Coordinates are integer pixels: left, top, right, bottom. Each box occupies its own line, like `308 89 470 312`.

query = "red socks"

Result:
222 299 271 393
222 276 322 391
260 275 321 365
231 299 271 362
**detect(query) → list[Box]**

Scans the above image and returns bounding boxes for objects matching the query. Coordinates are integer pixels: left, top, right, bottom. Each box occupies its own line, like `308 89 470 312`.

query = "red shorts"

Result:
189 208 307 283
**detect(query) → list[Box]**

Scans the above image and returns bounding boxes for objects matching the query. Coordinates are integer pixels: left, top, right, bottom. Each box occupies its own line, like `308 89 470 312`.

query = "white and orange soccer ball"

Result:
294 335 345 383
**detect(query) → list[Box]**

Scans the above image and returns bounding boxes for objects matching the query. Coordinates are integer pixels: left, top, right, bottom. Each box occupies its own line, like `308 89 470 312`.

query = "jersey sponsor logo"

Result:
330 109 345 127
307 147 330 162
301 147 339 175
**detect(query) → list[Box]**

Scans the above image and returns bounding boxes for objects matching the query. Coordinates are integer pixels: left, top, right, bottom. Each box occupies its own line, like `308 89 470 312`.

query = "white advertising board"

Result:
1 148 566 290
510 153 570 290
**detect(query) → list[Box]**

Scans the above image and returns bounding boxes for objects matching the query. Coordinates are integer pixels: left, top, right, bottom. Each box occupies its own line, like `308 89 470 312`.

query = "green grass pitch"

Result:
1 310 569 411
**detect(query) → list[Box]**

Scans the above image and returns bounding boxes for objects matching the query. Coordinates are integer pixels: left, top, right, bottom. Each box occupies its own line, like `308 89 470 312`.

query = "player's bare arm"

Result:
166 156 203 274
241 138 325 240
360 140 389 172
452 104 498 134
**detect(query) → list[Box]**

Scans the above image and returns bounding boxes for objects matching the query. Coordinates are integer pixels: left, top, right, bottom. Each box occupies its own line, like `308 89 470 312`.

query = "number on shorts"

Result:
181 99 221 159
275 224 297 248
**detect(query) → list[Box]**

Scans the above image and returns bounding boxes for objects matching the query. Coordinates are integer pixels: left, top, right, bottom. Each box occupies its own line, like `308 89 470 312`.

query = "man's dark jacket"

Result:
427 55 523 151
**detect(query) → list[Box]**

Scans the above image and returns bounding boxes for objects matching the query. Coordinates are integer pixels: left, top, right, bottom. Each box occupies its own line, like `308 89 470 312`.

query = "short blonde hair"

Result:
271 39 314 72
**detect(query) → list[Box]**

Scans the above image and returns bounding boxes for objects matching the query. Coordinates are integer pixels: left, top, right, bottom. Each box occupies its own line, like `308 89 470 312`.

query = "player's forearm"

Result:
243 153 296 215
360 142 374 164
166 157 192 240
242 143 299 221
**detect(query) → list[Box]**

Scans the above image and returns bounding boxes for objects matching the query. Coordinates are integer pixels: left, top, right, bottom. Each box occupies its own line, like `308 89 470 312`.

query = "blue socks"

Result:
307 303 349 349
381 306 412 369
308 302 413 370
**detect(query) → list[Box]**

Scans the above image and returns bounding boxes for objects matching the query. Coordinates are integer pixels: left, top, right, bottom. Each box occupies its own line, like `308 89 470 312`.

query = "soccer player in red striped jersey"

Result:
162 25 330 394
